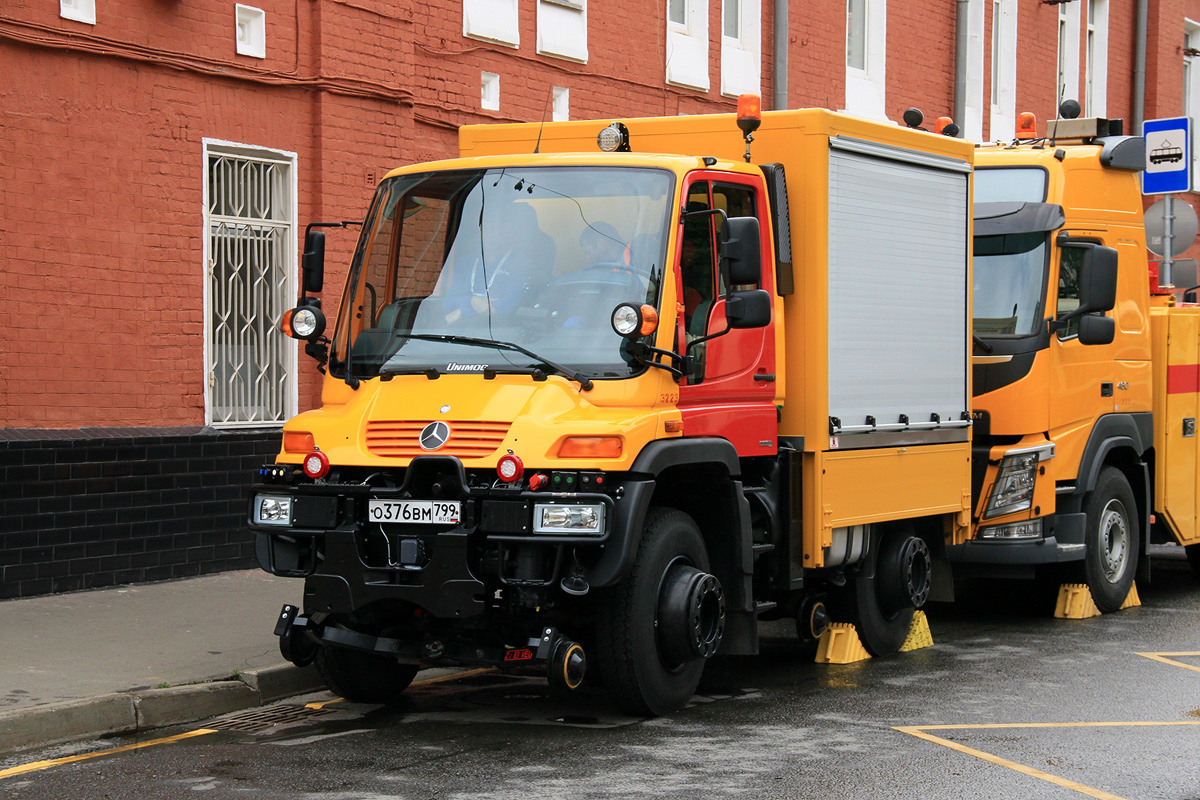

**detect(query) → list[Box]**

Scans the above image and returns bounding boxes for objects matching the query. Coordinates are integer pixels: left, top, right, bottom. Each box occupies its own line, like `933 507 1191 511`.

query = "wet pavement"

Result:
3 547 1199 800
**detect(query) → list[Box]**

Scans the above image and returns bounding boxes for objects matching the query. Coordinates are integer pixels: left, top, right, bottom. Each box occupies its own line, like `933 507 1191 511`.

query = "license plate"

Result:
368 500 461 525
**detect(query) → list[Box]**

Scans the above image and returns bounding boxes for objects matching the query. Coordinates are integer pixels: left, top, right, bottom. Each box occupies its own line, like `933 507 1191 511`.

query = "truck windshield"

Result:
330 166 674 381
973 232 1047 336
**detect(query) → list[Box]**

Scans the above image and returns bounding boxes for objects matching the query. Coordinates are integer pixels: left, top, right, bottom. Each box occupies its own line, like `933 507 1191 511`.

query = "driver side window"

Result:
1057 246 1084 340
681 183 718 338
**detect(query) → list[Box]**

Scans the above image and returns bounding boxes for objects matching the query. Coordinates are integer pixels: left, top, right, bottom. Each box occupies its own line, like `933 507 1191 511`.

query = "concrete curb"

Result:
0 664 325 757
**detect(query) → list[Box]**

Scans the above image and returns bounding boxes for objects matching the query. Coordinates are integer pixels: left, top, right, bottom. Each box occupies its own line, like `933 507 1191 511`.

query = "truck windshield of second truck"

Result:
330 166 675 381
973 231 1047 337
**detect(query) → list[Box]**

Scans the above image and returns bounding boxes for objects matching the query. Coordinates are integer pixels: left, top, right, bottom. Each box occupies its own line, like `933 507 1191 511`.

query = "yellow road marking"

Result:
0 729 218 780
412 667 496 686
1135 651 1200 674
303 698 345 710
896 721 1200 800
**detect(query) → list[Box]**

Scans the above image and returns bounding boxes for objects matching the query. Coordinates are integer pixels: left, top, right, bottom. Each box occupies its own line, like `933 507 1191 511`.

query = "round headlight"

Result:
597 123 626 153
292 307 325 339
611 303 641 337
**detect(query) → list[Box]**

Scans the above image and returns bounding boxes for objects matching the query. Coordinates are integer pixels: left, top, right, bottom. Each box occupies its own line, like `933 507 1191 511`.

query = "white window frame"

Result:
666 0 709 92
963 0 986 141
844 0 888 122
720 0 761 97
202 139 299 429
989 0 1017 141
552 86 570 121
235 4 266 59
537 0 587 63
464 0 520 48
481 71 500 111
1187 20 1200 189
1084 0 1108 116
1057 0 1081 108
59 0 96 25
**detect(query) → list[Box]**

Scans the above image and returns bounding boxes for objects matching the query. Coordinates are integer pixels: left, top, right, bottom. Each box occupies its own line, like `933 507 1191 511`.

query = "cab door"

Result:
676 174 778 456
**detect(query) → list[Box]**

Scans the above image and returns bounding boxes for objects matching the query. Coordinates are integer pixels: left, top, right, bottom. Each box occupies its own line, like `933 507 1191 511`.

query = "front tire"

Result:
1080 467 1139 612
594 508 723 716
315 645 419 704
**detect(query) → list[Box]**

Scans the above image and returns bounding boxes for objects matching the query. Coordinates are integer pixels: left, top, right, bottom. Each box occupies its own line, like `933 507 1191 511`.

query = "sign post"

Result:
1142 117 1193 286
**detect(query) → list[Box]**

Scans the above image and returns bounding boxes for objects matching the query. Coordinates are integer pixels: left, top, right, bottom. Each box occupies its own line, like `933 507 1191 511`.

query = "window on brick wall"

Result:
1084 0 1108 116
989 0 1016 140
1187 21 1200 189
464 0 519 48
844 0 887 121
203 141 298 428
666 0 709 91
59 0 96 24
538 0 587 63
721 0 761 97
552 86 570 120
1056 0 1080 107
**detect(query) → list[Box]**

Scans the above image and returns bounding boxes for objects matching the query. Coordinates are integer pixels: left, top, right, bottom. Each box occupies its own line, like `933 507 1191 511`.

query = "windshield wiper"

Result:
382 334 595 391
973 334 994 353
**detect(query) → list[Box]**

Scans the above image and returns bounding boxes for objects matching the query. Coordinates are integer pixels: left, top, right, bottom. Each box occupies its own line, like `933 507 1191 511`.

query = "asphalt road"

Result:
4 549 1200 800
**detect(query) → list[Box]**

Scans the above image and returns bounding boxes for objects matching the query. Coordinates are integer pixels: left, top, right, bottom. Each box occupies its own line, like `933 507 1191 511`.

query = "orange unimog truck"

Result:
948 109 1200 611
249 100 975 715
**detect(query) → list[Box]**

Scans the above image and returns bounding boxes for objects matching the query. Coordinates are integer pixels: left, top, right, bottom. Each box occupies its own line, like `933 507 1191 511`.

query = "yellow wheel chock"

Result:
1054 582 1140 619
815 611 934 664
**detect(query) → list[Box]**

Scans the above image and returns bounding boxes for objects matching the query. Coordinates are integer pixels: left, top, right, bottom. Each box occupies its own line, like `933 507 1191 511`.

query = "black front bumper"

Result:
945 512 1086 566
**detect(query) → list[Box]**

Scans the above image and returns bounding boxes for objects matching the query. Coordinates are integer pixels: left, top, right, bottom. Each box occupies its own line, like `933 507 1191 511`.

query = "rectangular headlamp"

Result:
533 503 606 535
253 494 293 526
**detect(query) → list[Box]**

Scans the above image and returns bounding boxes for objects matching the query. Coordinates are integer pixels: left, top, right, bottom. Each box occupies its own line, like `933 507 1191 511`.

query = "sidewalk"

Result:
0 569 325 755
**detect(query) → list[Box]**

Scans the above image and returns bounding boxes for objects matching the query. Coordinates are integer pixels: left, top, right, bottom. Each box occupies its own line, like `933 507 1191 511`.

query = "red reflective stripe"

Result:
1167 364 1200 394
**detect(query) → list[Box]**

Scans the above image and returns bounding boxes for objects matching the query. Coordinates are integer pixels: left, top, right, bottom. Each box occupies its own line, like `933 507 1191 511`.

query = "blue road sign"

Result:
1142 117 1192 195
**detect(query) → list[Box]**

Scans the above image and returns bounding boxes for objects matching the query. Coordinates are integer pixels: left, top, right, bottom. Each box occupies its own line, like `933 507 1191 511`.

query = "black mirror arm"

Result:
628 342 685 380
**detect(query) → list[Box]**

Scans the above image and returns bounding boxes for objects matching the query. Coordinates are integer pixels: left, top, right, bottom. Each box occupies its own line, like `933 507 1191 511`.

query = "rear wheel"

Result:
828 526 929 656
315 645 419 704
595 508 725 716
1079 467 1139 612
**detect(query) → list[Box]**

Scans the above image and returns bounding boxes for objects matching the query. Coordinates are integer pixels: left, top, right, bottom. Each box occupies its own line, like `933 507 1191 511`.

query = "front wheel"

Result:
594 508 725 716
315 645 419 704
1079 467 1140 612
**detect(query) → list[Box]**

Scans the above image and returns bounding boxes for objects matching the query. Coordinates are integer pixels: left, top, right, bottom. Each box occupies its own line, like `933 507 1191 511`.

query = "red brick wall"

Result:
0 0 1194 428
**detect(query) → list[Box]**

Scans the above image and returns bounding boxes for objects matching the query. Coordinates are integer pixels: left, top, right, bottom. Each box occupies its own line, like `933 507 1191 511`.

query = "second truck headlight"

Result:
985 453 1039 518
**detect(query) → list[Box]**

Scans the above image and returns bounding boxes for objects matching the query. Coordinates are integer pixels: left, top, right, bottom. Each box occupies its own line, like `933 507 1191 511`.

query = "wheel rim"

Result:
1098 498 1130 583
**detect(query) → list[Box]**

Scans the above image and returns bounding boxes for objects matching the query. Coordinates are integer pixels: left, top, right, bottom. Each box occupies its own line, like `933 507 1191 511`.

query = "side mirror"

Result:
1077 313 1115 345
725 289 772 329
721 217 762 286
301 230 326 294
1078 244 1118 313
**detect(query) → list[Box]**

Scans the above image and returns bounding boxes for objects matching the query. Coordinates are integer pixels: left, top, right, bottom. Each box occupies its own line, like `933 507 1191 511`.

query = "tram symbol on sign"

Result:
1150 142 1184 165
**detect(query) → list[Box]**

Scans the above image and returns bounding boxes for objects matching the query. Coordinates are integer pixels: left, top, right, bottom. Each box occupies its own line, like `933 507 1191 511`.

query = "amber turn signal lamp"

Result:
558 436 624 459
1016 112 1038 139
284 431 316 453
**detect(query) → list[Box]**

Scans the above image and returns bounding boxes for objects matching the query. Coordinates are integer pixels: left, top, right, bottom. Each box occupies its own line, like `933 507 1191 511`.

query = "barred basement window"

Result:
204 141 298 427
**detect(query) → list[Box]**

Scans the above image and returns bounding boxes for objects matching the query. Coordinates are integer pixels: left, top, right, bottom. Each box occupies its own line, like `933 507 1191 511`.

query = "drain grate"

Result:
210 704 335 733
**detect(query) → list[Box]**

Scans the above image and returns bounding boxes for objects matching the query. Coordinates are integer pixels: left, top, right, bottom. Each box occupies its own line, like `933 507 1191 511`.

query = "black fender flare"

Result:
584 438 744 589
1073 413 1152 496
1070 412 1152 583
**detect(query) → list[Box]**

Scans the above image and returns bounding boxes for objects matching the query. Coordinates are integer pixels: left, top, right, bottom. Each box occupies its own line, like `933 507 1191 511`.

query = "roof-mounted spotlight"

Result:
597 122 631 153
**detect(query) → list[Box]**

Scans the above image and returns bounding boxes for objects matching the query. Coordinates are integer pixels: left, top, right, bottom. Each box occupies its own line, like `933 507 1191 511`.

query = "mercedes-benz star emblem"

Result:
419 421 451 451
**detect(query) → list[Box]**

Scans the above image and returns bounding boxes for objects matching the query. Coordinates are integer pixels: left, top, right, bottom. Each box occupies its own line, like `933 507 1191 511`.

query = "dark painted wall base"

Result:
0 427 280 599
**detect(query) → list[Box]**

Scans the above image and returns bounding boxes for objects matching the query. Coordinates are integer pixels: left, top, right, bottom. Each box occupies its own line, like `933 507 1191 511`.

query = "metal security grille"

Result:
206 148 295 426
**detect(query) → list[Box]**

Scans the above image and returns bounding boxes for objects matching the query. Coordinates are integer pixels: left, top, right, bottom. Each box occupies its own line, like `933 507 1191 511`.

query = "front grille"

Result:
365 420 510 459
